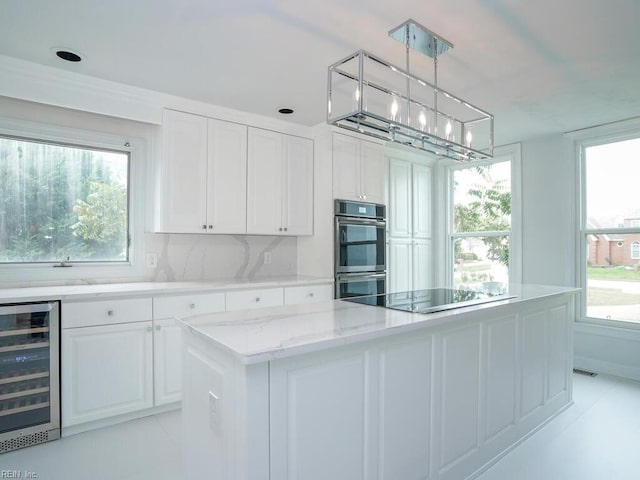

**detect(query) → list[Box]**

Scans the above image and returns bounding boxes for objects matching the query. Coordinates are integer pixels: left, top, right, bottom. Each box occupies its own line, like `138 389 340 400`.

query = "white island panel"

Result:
180 284 578 480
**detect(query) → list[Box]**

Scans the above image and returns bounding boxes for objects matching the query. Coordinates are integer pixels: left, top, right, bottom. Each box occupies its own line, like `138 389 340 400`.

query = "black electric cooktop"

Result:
342 287 516 314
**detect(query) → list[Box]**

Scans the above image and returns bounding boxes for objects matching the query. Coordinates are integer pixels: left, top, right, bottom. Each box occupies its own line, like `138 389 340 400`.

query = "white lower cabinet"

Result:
152 292 226 406
62 321 153 427
61 282 333 431
153 317 183 406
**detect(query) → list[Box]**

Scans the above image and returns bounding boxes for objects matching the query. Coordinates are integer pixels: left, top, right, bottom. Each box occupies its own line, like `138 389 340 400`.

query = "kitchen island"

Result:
179 284 578 480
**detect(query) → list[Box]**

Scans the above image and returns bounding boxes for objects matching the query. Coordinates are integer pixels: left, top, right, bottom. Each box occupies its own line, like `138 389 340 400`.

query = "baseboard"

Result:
574 356 640 382
62 402 180 437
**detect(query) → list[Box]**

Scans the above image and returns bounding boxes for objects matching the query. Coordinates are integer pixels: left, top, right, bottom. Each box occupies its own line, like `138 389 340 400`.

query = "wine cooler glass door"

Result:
0 302 60 452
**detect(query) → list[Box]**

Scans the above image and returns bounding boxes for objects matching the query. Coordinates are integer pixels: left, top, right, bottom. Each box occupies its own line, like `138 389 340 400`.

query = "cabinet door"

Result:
207 119 248 234
159 109 208 233
153 318 182 406
247 128 283 234
388 238 413 294
413 239 433 291
62 322 153 426
282 135 313 235
332 133 360 201
412 164 432 239
359 139 385 204
388 158 412 237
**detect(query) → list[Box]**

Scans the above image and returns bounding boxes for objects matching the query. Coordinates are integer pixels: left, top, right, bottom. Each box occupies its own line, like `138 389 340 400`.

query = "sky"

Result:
586 137 640 227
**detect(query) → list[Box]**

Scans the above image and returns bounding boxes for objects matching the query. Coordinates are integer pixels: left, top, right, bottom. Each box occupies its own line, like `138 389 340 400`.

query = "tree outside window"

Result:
451 161 511 291
0 136 129 263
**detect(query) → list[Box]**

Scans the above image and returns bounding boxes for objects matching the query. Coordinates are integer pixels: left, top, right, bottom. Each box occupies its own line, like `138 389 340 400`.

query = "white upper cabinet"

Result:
388 157 432 239
388 158 412 237
207 118 248 234
158 109 209 233
333 133 385 204
247 127 313 236
157 109 248 234
412 163 432 239
359 138 386 204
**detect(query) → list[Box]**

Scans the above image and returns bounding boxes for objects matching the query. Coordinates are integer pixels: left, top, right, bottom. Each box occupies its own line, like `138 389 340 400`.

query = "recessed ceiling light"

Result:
51 47 83 63
278 108 294 114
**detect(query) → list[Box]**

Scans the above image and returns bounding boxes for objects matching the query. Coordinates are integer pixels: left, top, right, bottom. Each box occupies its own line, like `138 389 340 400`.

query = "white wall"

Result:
297 125 334 279
520 134 576 287
521 131 640 381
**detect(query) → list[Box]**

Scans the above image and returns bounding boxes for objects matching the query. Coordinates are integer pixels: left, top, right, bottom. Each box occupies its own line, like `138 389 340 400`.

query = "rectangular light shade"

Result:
327 50 494 161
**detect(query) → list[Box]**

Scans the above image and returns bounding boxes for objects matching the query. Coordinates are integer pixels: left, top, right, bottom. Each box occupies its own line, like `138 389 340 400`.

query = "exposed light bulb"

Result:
466 131 473 147
419 111 427 131
390 98 399 121
445 120 452 140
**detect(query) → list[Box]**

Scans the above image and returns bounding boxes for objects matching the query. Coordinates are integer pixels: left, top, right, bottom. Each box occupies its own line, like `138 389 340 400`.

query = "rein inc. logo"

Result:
1 471 38 479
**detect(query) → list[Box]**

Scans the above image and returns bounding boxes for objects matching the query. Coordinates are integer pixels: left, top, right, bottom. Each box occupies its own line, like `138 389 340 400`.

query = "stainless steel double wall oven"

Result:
334 199 387 298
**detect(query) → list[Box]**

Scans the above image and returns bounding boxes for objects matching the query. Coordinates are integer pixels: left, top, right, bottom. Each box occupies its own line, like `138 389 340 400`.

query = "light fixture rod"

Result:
405 23 411 127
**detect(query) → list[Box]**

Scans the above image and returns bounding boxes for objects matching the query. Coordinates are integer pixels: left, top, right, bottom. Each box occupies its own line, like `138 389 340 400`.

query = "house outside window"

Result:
579 135 640 324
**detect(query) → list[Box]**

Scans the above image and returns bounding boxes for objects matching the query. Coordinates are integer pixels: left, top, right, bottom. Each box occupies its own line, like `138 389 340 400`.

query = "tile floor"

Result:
2 373 639 479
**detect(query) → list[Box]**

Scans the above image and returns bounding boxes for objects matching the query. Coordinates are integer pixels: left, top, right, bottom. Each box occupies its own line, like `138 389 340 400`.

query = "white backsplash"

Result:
143 233 298 282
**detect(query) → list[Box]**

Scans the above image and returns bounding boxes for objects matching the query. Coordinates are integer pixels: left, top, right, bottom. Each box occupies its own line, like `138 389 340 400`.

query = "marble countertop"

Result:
0 275 333 303
180 284 580 364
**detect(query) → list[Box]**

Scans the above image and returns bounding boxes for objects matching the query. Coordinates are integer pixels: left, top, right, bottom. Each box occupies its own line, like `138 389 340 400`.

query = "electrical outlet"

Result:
146 253 158 268
264 251 272 265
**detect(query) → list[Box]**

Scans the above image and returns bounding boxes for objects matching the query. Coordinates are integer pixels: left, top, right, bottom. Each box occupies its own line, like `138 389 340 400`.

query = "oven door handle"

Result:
337 272 386 282
336 217 386 228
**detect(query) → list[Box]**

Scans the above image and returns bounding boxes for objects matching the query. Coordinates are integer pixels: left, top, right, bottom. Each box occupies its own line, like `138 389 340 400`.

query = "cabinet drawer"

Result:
225 288 284 311
284 284 334 305
62 298 152 329
153 292 225 319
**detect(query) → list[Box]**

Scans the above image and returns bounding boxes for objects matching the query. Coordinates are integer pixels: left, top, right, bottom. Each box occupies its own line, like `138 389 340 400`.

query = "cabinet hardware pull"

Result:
279 227 282 231
107 310 114 316
202 225 207 230
155 325 161 331
189 303 196 309
208 225 213 229
255 297 261 302
147 326 153 332
308 292 314 297
284 227 288 232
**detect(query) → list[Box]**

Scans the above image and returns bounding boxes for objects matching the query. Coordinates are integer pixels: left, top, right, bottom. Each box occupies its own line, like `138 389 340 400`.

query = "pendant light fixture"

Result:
327 19 494 161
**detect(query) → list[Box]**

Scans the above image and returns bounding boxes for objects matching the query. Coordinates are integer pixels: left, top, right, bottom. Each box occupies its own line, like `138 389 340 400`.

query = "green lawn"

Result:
587 266 640 281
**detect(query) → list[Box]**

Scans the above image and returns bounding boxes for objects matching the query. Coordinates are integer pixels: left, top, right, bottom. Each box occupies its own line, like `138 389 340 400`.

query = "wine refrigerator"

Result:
0 301 60 453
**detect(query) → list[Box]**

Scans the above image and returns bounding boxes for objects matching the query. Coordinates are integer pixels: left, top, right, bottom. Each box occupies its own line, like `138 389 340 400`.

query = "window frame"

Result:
0 115 146 283
574 119 640 327
442 143 522 288
632 242 640 260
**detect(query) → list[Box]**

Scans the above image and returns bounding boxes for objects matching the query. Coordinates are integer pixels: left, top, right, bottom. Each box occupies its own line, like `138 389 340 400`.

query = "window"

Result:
0 105 147 283
449 158 512 290
580 136 640 324
0 135 129 264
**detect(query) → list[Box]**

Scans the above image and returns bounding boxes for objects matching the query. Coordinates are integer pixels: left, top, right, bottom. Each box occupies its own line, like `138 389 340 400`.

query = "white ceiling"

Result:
1 0 640 145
